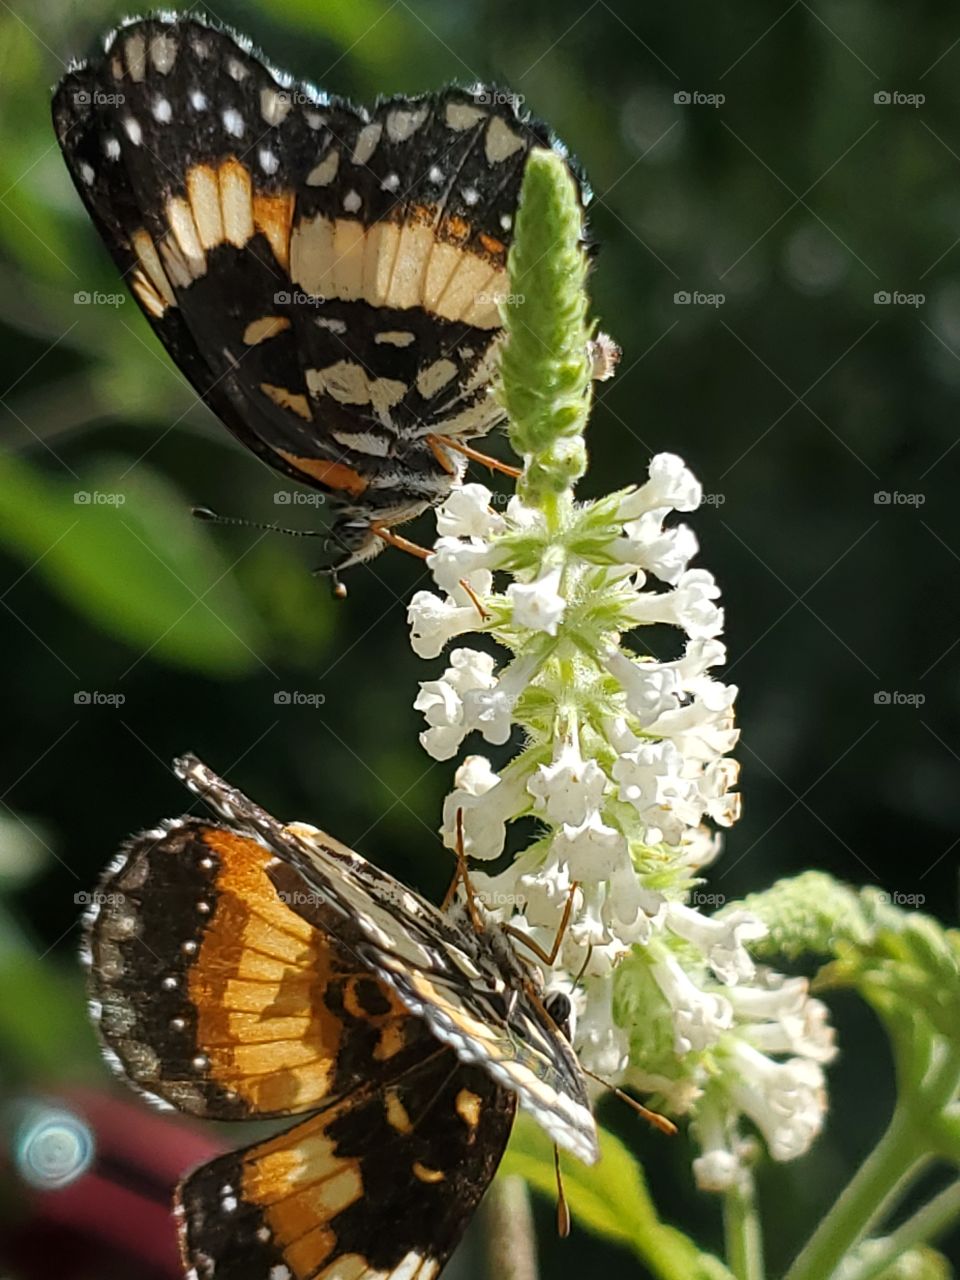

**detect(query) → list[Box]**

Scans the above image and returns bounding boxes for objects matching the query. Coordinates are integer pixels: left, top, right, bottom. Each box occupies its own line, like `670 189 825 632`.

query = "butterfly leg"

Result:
441 809 487 933
428 434 522 479
505 880 580 968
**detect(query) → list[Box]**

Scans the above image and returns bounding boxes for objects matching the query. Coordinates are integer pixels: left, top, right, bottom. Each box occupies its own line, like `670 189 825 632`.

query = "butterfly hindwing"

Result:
177 1049 515 1280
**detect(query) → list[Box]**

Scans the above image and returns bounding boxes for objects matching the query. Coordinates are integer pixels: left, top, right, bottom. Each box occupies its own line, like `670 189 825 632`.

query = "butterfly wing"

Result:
52 16 576 528
176 754 599 1164
176 1049 514 1280
84 817 432 1118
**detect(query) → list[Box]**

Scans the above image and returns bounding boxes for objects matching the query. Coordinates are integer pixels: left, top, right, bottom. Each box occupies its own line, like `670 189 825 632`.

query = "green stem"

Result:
724 1174 765 1280
784 1106 929 1280
841 1179 960 1280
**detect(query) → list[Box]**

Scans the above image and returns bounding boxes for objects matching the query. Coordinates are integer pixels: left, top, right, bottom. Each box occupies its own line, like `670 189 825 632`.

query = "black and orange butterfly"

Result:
53 14 587 580
83 755 598 1280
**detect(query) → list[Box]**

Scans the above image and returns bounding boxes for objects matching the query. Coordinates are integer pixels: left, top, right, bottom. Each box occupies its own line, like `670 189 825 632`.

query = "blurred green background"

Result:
1 0 959 1274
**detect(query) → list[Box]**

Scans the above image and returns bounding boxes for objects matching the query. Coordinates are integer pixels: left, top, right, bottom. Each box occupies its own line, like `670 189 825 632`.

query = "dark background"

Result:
1 0 958 1275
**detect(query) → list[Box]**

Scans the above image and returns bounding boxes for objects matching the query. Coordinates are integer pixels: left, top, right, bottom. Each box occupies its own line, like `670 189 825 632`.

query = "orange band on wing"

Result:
275 450 370 497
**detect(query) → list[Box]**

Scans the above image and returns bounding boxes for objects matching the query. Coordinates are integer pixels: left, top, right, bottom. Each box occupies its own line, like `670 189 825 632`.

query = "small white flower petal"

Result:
506 565 566 635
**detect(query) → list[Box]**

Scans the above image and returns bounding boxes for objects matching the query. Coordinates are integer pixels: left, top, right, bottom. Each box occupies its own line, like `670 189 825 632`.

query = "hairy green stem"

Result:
724 1175 765 1280
784 1107 929 1280
841 1179 960 1280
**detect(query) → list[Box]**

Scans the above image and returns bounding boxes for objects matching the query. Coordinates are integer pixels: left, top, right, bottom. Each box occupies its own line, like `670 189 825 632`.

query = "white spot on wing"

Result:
79 162 95 185
227 57 248 81
306 150 339 187
352 121 383 165
343 189 362 214
149 34 177 74
122 117 142 146
445 101 486 131
152 96 172 123
259 148 279 175
222 108 245 139
260 87 291 127
189 89 207 111
485 115 526 164
386 104 429 142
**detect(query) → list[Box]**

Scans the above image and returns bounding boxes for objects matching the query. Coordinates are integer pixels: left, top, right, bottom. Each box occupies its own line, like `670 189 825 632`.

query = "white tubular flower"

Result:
577 974 630 1080
408 591 481 660
692 1100 745 1193
409 424 835 1186
617 452 703 520
427 536 501 597
507 564 566 635
527 739 607 826
553 811 630 882
440 755 529 862
726 1043 828 1162
665 903 767 986
435 482 506 539
414 648 497 760
611 512 700 584
621 568 724 639
651 949 734 1054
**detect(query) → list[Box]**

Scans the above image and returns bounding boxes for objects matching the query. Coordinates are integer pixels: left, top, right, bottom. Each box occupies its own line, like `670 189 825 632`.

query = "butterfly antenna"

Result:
554 1146 571 1238
192 506 325 538
582 1066 677 1136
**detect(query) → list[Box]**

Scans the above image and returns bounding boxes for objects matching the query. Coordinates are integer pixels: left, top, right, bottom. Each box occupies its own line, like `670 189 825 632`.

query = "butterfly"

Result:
52 14 587 582
83 753 598 1279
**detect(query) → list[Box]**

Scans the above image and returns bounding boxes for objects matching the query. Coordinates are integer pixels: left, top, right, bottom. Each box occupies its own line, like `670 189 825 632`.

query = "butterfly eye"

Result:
545 990 572 1032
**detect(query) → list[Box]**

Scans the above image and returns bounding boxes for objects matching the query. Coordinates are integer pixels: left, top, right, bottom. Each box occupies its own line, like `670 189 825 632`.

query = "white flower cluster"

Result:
409 454 836 1189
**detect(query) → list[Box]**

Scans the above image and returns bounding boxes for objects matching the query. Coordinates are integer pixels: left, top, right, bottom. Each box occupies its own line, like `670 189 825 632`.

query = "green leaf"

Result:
0 452 271 675
500 1113 734 1280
